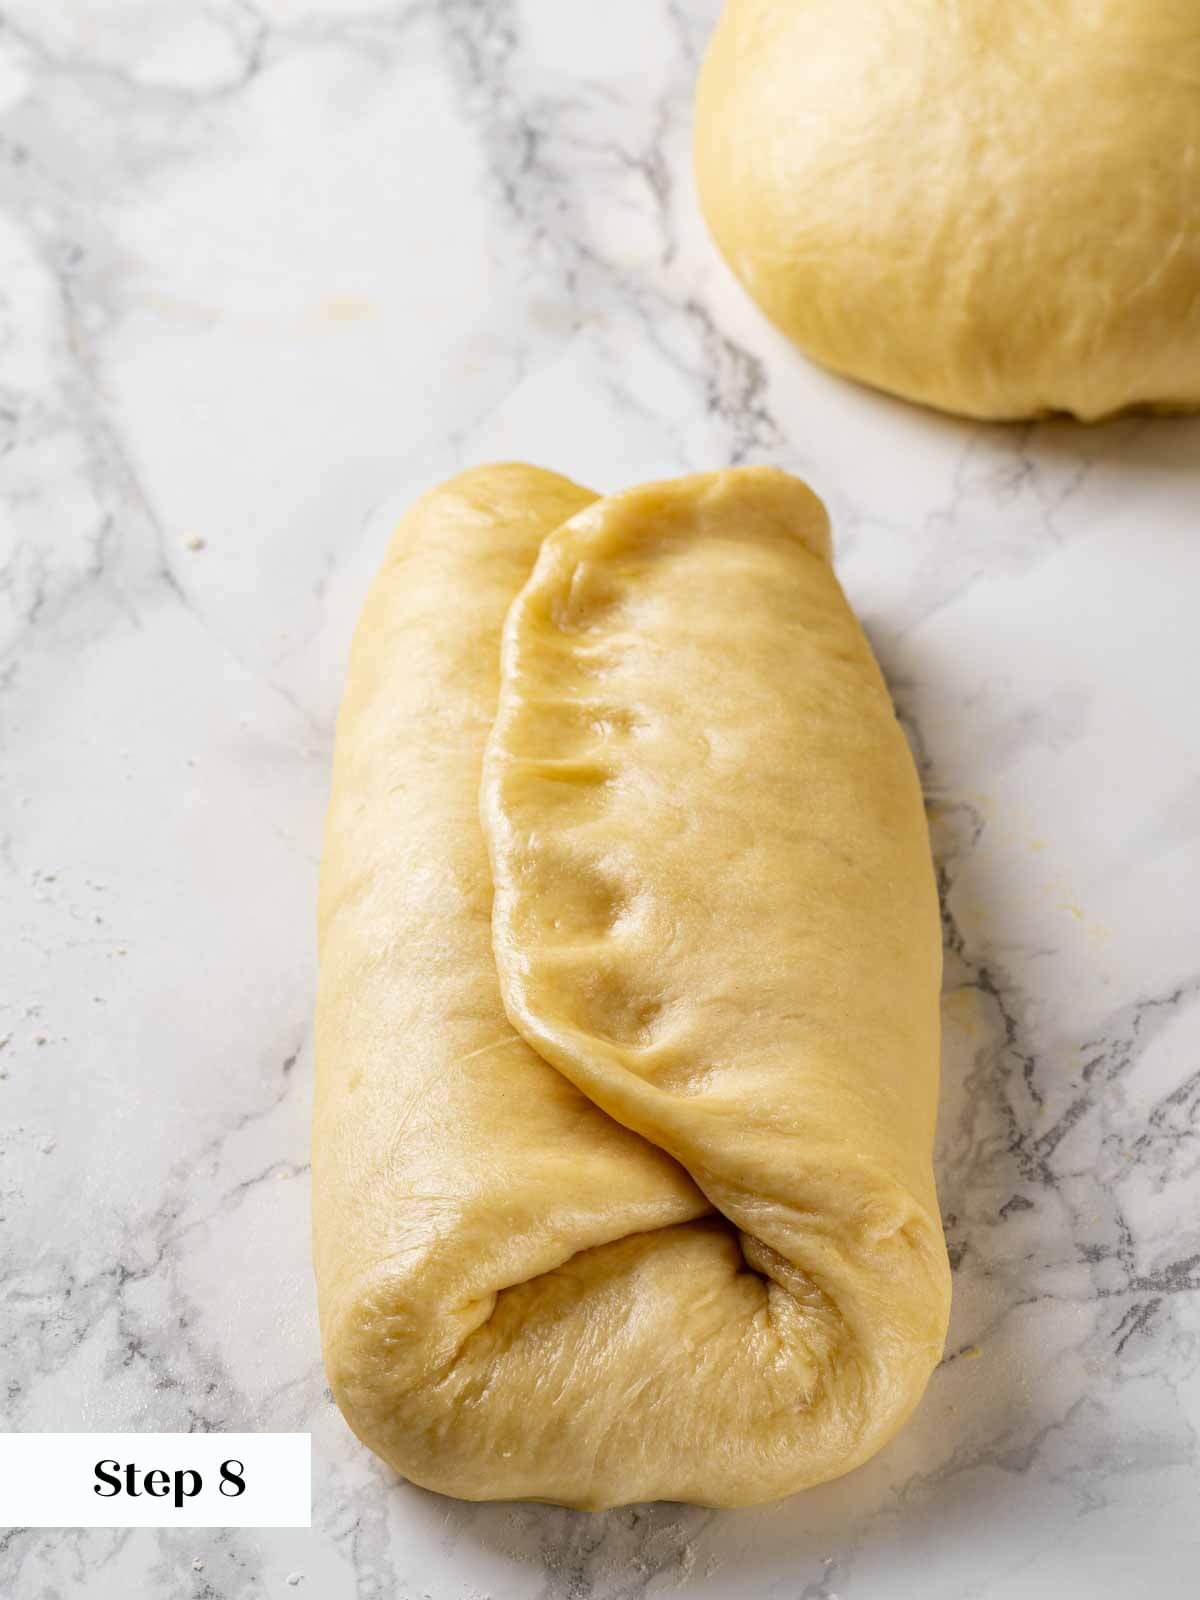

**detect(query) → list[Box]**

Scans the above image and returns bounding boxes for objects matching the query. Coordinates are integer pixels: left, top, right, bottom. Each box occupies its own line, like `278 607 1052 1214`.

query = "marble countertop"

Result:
2 2 1198 1596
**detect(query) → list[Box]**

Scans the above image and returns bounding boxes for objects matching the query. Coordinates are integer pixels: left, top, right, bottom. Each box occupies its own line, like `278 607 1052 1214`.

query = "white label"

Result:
0 1434 311 1528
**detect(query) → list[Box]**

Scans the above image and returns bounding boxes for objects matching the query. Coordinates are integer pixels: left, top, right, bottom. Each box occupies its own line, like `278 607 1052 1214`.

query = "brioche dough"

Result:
695 0 1200 421
314 464 950 1509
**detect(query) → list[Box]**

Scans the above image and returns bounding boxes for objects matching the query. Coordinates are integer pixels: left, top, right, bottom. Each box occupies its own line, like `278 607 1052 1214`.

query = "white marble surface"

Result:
2 2 1199 1595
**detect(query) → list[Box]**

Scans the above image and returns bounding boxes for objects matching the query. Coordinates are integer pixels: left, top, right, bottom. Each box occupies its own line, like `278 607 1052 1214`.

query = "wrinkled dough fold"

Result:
314 464 950 1509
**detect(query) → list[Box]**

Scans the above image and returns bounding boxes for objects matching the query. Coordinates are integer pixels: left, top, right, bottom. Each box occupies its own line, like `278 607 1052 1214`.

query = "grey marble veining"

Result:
1 2 1198 1596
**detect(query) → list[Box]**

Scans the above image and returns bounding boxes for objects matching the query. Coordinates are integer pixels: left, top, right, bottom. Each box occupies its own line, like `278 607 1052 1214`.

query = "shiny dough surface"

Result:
695 0 1200 421
314 464 950 1509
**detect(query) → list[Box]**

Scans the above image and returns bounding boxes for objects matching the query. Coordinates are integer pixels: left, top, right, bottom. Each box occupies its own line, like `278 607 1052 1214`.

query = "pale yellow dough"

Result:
314 464 950 1509
695 0 1200 421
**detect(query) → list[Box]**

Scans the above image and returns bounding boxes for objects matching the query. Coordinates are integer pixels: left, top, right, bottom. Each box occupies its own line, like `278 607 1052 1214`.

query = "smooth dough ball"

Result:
694 0 1200 421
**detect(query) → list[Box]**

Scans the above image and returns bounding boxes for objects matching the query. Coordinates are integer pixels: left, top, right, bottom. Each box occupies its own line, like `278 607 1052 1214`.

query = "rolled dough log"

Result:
314 464 950 1509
